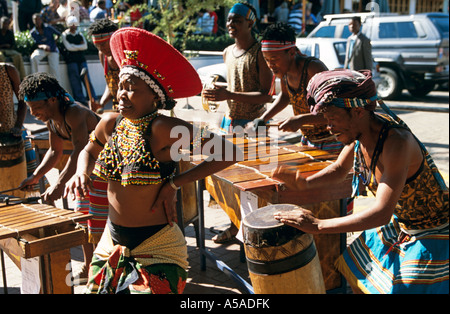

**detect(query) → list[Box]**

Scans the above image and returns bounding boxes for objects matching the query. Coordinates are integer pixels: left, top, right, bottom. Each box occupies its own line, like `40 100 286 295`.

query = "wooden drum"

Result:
243 204 326 294
0 133 27 198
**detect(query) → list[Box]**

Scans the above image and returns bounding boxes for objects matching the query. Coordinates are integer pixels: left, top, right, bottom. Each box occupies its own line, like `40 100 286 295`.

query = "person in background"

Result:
273 1 289 23
57 0 70 21
0 0 8 18
30 13 61 80
253 23 342 152
272 69 448 294
62 15 96 107
87 18 119 113
70 0 90 23
207 9 219 35
202 1 273 243
90 0 107 22
344 16 372 71
40 0 65 31
0 16 26 79
16 0 42 32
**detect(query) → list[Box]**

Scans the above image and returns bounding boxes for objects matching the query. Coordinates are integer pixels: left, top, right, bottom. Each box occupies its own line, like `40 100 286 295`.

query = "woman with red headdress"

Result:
65 27 239 294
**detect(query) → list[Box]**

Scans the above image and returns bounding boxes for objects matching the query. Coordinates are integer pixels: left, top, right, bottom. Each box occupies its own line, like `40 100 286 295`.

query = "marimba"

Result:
0 201 91 294
181 135 353 293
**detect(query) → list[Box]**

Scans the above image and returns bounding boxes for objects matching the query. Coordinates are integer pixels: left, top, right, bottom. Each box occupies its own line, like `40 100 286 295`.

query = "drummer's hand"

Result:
271 166 308 191
152 181 178 226
274 208 320 234
278 116 302 132
64 173 92 200
19 175 39 191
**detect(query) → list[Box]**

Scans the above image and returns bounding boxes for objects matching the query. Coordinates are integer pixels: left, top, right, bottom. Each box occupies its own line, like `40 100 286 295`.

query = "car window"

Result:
333 42 347 64
313 26 337 38
429 17 449 38
342 25 351 38
297 43 313 56
379 22 419 38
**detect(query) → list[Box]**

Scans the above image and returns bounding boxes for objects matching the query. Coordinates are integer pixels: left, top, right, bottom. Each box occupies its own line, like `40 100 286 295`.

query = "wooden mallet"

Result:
80 67 94 108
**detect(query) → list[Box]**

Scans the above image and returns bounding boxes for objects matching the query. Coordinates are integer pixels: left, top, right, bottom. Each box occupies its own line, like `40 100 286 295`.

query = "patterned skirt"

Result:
84 224 188 294
75 176 108 244
336 216 449 294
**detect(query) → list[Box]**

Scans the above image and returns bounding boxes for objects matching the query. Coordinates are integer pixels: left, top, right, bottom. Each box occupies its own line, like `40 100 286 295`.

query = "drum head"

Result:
243 204 303 248
243 204 298 229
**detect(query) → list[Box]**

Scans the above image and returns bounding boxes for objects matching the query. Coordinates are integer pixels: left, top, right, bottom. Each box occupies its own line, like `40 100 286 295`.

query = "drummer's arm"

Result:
260 90 290 122
56 112 91 187
259 79 290 122
273 144 354 190
32 128 64 180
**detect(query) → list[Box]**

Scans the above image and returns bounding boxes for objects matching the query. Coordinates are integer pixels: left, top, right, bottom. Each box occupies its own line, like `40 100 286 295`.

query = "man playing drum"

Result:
272 69 448 294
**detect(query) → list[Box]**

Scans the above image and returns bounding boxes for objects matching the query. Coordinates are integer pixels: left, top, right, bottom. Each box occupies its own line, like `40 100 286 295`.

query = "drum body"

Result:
243 204 326 294
0 133 27 198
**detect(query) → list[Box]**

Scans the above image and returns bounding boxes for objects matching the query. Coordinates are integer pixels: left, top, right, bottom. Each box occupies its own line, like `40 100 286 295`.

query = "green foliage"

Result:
119 0 235 50
14 29 99 58
175 34 234 52
13 1 237 57
14 31 35 56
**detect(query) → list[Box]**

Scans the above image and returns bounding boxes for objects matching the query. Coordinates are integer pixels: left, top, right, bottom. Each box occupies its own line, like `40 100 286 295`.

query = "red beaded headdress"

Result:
110 27 202 108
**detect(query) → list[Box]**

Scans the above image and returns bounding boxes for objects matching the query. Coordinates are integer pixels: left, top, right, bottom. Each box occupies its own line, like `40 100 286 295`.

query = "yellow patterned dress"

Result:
220 41 266 133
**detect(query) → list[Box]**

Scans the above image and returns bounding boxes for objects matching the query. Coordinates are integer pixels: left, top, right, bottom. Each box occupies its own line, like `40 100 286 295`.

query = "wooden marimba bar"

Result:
0 202 91 294
181 135 353 293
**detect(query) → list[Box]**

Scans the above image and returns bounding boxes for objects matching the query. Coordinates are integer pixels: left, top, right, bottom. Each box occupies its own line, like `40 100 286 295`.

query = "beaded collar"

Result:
94 111 175 186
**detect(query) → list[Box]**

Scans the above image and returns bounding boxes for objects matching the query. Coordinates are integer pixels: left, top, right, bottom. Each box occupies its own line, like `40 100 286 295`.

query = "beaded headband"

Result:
119 66 167 105
261 40 296 52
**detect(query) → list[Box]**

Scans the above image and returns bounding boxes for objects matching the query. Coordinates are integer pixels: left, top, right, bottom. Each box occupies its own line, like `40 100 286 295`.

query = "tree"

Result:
129 0 235 49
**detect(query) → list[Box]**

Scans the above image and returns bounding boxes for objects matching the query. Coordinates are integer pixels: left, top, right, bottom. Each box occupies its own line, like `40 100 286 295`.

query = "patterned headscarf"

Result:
229 3 257 23
307 69 378 114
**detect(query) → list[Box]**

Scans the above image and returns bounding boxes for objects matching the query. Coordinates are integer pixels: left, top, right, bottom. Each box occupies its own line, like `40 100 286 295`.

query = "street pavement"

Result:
1 90 448 294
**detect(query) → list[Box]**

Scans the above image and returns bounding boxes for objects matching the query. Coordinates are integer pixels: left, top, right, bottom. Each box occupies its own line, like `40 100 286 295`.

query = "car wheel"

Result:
377 67 402 100
407 82 435 97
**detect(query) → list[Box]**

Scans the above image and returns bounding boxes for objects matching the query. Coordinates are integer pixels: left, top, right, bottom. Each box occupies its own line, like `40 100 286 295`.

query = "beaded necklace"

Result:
94 111 172 186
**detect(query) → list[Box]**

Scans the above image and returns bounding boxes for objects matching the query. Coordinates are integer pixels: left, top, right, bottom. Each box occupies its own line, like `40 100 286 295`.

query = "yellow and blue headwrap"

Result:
229 3 256 23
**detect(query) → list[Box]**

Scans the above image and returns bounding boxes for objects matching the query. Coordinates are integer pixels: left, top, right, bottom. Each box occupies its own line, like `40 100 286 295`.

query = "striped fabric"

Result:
336 216 449 294
261 40 296 52
75 176 108 244
22 129 44 191
85 224 188 294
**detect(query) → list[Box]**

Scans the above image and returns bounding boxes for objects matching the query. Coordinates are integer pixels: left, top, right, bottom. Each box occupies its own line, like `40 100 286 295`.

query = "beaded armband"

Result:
89 130 104 147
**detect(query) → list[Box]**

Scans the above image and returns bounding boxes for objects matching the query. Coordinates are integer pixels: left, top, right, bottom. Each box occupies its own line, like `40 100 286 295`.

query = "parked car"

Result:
196 38 379 95
307 12 449 99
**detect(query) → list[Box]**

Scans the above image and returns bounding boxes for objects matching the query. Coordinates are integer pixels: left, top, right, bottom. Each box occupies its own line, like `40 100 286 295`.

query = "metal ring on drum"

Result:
243 204 326 294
